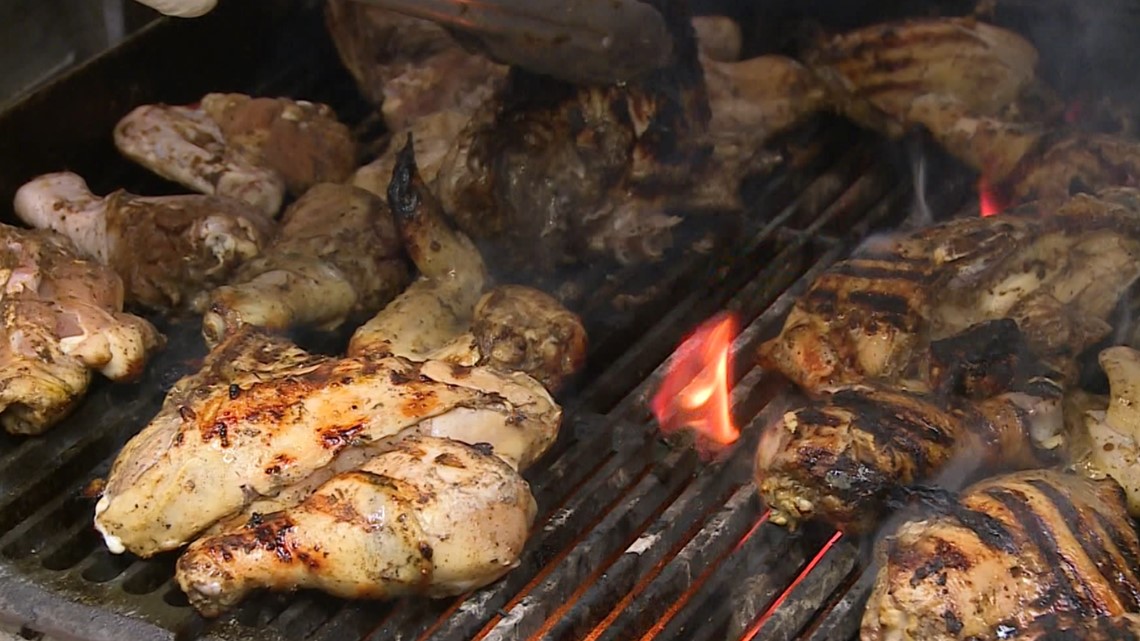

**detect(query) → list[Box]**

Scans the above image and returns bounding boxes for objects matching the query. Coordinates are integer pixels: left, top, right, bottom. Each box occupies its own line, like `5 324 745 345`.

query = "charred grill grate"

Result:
0 2 979 640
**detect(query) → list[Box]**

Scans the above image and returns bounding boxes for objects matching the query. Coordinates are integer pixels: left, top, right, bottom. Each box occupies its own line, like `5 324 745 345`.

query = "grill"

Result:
0 2 983 640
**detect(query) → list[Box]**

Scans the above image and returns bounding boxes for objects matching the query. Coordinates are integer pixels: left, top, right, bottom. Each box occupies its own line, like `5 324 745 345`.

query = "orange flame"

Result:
650 312 740 458
978 175 1007 218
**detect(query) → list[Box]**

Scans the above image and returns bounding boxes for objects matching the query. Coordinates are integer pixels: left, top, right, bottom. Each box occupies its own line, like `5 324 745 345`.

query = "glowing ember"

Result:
977 175 1006 218
650 312 740 458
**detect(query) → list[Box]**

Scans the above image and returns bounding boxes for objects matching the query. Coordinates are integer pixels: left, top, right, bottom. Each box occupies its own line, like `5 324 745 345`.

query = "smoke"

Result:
905 139 933 228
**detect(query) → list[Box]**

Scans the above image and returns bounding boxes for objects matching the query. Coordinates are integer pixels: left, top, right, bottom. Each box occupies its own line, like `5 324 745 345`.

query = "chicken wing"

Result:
804 17 1039 138
202 183 409 345
115 94 356 215
93 328 559 557
758 188 1140 393
176 433 535 617
351 110 471 197
13 172 274 313
0 225 162 435
861 470 1140 641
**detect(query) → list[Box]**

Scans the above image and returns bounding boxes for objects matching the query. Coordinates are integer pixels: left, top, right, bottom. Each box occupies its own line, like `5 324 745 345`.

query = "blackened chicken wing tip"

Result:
388 136 421 217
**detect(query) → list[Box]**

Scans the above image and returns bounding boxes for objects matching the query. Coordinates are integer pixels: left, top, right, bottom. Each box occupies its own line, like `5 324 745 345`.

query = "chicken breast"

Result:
0 225 162 435
13 172 275 313
348 138 487 360
115 94 355 216
758 188 1140 393
861 470 1140 641
176 433 535 617
804 17 1039 138
756 321 1065 533
202 183 409 345
93 328 559 557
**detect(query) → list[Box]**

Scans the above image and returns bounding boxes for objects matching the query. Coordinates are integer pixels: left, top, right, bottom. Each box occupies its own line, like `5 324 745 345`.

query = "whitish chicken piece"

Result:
352 110 471 197
115 94 356 216
14 172 274 314
114 103 284 216
94 329 559 557
176 433 535 617
1080 346 1140 517
0 225 162 435
202 183 409 345
805 17 1039 138
348 138 487 360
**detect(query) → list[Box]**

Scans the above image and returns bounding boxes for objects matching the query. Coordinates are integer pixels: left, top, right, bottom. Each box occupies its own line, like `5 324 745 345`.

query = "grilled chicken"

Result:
348 139 487 360
13 172 274 313
176 433 535 617
757 319 1065 533
352 110 471 196
202 183 409 345
804 17 1039 139
93 328 559 557
1078 346 1140 517
691 15 743 63
861 470 1140 641
0 225 162 435
758 188 1140 393
1021 615 1140 640
324 0 507 131
907 94 1140 206
115 94 355 215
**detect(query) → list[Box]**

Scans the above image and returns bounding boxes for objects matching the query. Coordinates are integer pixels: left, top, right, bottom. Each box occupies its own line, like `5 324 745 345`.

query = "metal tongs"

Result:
354 0 675 85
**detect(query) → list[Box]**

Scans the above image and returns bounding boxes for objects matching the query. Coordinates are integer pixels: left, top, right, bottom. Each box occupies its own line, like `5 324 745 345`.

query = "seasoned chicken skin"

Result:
758 189 1140 392
202 183 409 344
115 94 355 215
861 470 1140 641
13 172 274 313
93 329 559 557
0 225 162 434
1020 615 1140 640
176 433 536 617
804 17 1039 138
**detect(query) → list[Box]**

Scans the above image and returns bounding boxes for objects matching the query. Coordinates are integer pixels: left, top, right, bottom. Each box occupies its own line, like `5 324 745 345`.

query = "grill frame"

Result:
0 3 983 640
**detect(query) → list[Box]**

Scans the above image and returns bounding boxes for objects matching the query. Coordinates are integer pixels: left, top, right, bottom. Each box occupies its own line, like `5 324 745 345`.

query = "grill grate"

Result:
0 3 982 641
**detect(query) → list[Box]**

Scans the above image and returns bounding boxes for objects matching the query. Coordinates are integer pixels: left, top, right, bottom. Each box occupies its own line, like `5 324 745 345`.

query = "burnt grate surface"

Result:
0 3 980 641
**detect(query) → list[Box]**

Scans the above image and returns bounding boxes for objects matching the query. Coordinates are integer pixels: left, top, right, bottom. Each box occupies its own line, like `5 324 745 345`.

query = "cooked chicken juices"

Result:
13 171 275 313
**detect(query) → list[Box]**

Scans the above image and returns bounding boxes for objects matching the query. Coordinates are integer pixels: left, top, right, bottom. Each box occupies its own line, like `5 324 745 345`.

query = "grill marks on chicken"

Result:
115 94 355 216
202 183 409 345
861 470 1140 641
13 172 275 313
804 17 1039 139
176 433 536 617
759 191 1140 393
93 328 559 558
0 226 162 435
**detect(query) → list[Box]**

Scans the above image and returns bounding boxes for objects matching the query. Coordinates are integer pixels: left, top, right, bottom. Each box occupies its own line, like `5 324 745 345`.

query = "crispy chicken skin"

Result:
907 94 1140 207
323 0 507 131
115 94 355 215
0 226 162 435
202 183 409 345
176 433 536 617
348 139 487 360
13 172 275 313
758 189 1140 393
93 329 559 557
861 470 1140 641
804 17 1039 138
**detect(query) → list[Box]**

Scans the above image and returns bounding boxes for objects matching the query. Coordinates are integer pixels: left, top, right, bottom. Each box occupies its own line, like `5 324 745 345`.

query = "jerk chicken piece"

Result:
436 0 712 270
115 94 356 215
0 225 162 435
349 141 588 392
860 470 1140 641
757 319 1065 533
13 172 274 313
1020 615 1140 640
323 0 507 131
176 433 535 617
202 183 409 345
93 328 559 557
804 17 1040 139
1077 346 1140 517
906 94 1140 206
758 188 1140 393
352 110 471 196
